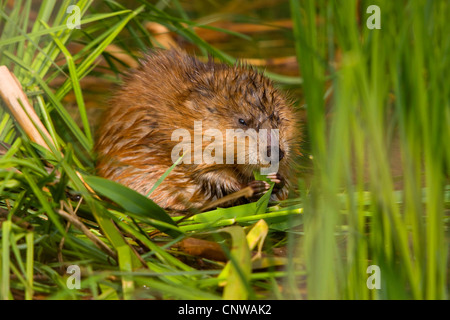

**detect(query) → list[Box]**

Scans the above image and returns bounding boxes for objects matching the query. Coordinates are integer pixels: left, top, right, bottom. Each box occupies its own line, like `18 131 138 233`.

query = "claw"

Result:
248 180 270 195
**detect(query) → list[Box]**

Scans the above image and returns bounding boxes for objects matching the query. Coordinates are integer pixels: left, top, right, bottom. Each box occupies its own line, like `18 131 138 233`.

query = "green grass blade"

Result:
1 221 12 300
219 226 252 300
0 10 132 47
82 175 181 238
47 27 92 143
25 232 34 300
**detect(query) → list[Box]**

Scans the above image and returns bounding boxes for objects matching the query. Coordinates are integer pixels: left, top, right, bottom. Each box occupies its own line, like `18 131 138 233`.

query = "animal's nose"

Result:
266 146 285 161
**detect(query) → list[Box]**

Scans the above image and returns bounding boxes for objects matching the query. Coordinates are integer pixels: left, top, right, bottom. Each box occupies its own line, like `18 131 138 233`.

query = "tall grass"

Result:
0 0 302 300
291 0 449 299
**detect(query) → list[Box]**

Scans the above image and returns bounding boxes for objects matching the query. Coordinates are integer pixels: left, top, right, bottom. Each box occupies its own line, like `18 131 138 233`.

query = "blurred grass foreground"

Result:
0 0 449 300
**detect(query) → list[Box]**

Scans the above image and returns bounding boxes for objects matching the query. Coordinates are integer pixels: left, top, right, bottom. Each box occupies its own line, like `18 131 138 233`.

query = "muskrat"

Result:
95 49 300 212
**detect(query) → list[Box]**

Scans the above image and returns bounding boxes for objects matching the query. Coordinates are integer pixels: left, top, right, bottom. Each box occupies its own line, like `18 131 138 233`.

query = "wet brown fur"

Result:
95 49 301 212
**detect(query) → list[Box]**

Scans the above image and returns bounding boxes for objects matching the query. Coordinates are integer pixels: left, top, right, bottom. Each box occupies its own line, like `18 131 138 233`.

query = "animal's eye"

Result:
238 118 247 126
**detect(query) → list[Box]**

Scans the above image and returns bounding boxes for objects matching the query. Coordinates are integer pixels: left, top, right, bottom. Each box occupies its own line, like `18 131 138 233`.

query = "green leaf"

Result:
25 232 34 300
0 10 132 47
82 175 182 238
116 245 135 300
